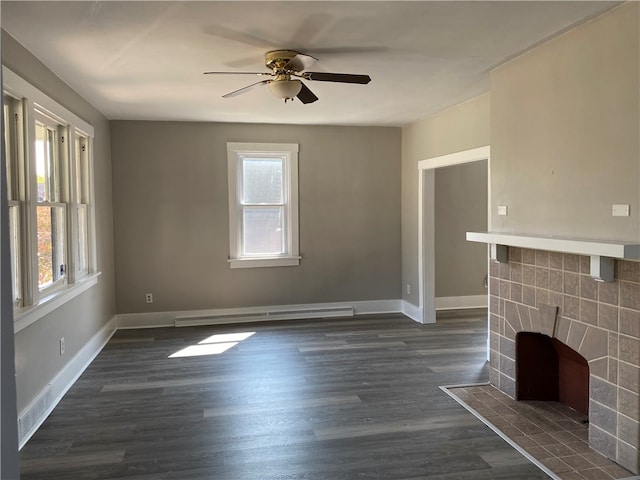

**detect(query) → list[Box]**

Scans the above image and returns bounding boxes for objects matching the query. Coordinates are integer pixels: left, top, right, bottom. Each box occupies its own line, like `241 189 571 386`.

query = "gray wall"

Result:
2 31 116 413
402 93 491 307
491 2 639 241
435 160 488 298
111 121 401 313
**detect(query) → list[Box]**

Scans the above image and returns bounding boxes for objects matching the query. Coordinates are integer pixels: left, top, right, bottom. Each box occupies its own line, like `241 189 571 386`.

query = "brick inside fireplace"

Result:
488 247 640 473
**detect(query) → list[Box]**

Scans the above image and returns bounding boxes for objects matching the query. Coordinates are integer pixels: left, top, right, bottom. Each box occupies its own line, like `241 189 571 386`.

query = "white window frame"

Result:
3 66 99 333
227 142 300 269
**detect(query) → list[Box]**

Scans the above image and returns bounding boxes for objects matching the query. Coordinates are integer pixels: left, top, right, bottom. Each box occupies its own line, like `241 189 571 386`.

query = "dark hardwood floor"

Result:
20 312 551 479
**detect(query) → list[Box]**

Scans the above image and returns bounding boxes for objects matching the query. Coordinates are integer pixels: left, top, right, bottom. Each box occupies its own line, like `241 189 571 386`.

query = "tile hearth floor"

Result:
446 384 634 480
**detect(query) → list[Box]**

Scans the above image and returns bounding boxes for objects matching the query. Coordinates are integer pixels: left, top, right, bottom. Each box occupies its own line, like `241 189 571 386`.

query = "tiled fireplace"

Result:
488 247 640 473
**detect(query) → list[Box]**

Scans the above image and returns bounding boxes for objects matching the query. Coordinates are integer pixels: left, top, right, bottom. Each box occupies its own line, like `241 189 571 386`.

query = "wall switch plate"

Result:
612 204 630 217
406 284 411 295
497 205 508 216
145 293 153 303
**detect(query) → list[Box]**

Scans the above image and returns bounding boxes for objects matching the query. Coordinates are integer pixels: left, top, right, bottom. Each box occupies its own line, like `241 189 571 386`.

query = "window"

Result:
227 143 299 268
4 95 24 306
3 67 98 330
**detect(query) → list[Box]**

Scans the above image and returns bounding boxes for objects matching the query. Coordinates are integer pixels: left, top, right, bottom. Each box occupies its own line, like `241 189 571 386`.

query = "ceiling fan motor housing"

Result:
265 50 300 71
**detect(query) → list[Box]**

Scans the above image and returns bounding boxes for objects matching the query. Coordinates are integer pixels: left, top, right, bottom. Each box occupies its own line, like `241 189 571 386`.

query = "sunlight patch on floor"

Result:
169 331 255 358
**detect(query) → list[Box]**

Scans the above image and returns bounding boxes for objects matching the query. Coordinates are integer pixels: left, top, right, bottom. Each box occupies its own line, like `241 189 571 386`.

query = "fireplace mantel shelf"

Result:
466 231 640 281
466 232 640 259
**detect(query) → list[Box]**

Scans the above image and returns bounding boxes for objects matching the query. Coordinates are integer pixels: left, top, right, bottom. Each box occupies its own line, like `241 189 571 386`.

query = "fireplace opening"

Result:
516 332 589 416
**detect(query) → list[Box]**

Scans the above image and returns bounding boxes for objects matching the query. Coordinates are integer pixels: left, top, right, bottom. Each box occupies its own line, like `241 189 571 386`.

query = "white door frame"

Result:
417 146 491 324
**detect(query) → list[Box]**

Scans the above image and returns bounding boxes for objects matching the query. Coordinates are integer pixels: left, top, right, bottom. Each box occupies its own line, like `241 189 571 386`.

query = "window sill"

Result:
228 256 301 269
14 272 101 334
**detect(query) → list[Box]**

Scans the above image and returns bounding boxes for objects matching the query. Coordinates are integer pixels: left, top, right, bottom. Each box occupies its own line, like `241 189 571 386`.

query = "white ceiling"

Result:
2 1 617 127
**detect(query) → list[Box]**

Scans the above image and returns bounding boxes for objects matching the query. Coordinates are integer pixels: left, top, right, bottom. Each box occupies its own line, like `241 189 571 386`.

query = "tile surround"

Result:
489 247 640 474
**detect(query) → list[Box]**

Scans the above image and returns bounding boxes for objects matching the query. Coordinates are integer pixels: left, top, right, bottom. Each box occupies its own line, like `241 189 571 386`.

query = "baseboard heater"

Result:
174 306 354 327
18 383 53 447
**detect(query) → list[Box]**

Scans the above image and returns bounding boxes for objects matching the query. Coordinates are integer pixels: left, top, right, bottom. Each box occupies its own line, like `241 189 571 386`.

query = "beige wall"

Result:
2 31 116 412
491 2 639 241
435 160 488 298
111 121 401 313
401 93 491 306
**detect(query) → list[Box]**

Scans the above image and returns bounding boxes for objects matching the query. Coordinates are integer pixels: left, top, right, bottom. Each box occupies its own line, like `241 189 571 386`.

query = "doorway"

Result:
417 146 490 324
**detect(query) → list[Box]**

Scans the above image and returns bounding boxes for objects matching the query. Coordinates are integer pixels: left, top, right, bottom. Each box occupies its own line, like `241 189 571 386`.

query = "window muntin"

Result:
227 143 299 268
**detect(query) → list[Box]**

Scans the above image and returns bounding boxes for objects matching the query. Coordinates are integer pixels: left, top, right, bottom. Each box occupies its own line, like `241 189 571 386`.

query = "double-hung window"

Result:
3 67 98 331
227 143 299 268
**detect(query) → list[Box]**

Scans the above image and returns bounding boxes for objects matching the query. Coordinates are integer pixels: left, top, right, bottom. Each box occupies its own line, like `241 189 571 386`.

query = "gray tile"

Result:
620 281 640 311
590 376 618 409
619 334 640 365
599 280 619 306
564 272 580 297
619 260 640 283
590 401 617 436
581 275 598 301
620 308 640 338
564 254 580 273
580 299 598 326
619 362 640 394
598 303 619 332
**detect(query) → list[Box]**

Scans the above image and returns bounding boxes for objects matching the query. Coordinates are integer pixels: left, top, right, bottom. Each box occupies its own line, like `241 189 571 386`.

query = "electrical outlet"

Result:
612 204 630 217
145 293 153 304
59 337 65 356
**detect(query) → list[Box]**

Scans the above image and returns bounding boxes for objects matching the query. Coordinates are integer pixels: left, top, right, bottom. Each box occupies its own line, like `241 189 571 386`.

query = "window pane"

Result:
3 101 13 200
242 207 284 255
37 205 66 290
8 204 21 305
35 122 58 202
242 157 283 204
75 135 89 203
77 204 89 275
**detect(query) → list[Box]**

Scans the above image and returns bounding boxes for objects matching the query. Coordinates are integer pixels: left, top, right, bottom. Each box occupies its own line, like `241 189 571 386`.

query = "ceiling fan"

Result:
204 50 371 104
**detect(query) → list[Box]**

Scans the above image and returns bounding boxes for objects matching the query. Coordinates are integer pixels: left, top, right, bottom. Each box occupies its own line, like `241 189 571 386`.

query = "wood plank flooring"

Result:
20 312 551 479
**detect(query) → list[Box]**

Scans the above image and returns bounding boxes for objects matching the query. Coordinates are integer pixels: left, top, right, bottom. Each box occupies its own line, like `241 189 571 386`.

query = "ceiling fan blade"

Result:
204 71 269 76
305 72 371 84
296 83 318 104
307 46 388 56
289 13 333 48
285 53 319 72
222 80 270 98
203 25 272 49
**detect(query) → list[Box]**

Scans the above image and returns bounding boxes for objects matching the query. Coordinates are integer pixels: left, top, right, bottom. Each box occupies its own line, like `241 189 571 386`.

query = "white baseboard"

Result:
435 294 488 311
117 299 404 330
401 301 423 323
18 316 117 449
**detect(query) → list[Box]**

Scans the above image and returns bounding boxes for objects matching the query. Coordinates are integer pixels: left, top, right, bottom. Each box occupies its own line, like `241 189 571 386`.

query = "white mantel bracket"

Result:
467 232 640 282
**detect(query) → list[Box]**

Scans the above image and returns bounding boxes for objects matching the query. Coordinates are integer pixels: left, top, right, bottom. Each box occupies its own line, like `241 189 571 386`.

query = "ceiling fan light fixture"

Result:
268 79 302 102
